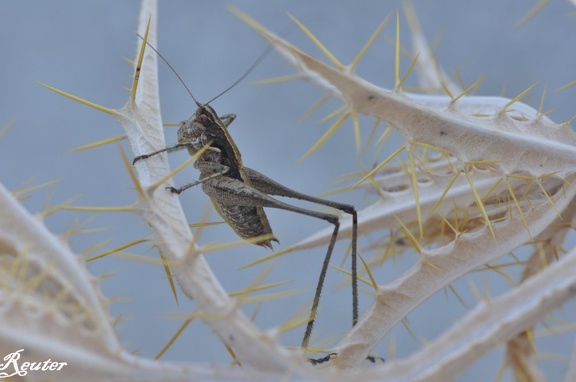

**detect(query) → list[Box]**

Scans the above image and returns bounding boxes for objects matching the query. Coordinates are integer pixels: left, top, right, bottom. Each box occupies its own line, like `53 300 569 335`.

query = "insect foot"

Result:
166 186 181 194
308 353 385 366
308 353 337 366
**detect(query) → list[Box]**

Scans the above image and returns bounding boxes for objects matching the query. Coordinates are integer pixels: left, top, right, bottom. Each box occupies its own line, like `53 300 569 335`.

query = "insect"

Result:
132 37 359 363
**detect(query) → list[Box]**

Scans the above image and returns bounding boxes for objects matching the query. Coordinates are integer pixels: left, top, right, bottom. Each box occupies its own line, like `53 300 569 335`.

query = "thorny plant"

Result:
2 0 576 381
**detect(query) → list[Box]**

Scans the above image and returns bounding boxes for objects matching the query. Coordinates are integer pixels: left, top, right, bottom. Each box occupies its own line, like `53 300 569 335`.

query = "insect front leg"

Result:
132 142 191 165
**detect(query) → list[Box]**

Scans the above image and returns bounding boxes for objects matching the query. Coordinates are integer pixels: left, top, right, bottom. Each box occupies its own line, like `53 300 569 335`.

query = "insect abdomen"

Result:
212 201 278 249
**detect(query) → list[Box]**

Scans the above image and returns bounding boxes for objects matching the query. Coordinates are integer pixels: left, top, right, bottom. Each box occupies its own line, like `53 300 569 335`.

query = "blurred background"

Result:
1 1 575 380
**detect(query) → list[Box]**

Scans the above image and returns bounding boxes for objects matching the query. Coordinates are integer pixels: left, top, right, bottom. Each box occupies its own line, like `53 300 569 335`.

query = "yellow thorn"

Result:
452 75 485 103
57 205 133 213
298 112 349 162
162 256 179 305
351 110 361 152
429 169 462 215
188 221 225 228
410 141 452 156
441 81 454 99
67 135 127 153
502 83 538 112
464 170 496 240
533 323 576 338
408 148 423 238
400 318 417 342
230 7 273 42
557 79 576 92
330 265 372 288
86 238 148 262
480 177 503 203
43 195 81 217
83 239 113 257
149 143 213 192
118 144 145 199
317 185 349 199
163 121 184 127
394 216 422 255
131 16 152 104
38 82 120 117
506 173 537 180
536 178 560 217
375 124 393 146
223 342 242 367
155 315 196 359
320 104 347 123
398 53 419 90
192 205 214 241
494 361 508 382
24 266 52 294
483 263 516 285
234 264 274 306
526 327 537 355
121 55 134 66
278 316 309 335
104 252 177 266
464 159 501 166
13 179 35 193
358 254 378 291
505 180 532 239
240 247 293 269
228 281 290 297
350 13 392 71
438 212 457 235
351 145 405 189
299 95 330 124
287 14 345 70
151 154 196 192
448 284 468 308
200 233 278 253
394 10 401 88
513 0 551 29
13 179 61 198
468 279 482 303
0 118 15 140
249 303 263 322
423 258 443 273
538 84 548 116
249 74 302 86
362 118 382 153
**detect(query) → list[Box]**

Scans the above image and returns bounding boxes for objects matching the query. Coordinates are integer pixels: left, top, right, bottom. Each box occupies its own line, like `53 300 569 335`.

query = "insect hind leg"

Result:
242 167 359 349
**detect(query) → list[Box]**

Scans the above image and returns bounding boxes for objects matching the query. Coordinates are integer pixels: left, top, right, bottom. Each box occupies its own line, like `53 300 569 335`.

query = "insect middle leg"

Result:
132 142 190 165
167 161 229 194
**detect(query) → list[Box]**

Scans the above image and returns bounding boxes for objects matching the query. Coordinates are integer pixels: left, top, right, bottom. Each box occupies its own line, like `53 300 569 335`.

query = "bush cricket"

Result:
132 36 359 363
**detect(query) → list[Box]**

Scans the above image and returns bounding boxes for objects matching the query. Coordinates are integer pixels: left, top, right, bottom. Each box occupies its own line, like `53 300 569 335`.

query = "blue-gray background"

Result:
1 1 575 381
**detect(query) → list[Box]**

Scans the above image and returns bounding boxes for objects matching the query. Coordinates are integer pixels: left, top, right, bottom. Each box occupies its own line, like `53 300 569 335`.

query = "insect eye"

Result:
197 114 209 124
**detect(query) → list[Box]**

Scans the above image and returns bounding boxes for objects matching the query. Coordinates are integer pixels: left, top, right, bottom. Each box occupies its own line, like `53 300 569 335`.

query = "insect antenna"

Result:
204 43 274 105
137 34 202 108
137 34 275 108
